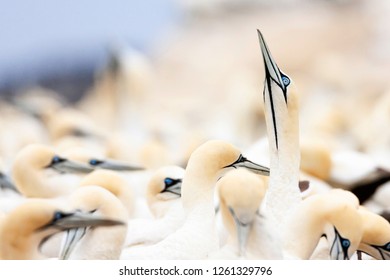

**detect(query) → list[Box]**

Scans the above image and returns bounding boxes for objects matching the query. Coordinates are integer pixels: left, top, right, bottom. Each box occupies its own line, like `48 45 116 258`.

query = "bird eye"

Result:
282 76 290 86
89 159 102 166
52 156 62 164
164 178 174 186
53 211 66 222
342 239 350 248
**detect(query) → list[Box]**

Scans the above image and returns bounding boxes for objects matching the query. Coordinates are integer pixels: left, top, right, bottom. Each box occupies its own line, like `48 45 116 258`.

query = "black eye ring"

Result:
89 159 102 166
52 156 62 164
164 178 174 186
53 211 66 222
342 239 350 248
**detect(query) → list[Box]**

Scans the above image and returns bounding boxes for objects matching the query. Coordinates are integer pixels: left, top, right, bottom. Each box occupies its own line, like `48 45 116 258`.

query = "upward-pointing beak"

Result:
257 30 286 91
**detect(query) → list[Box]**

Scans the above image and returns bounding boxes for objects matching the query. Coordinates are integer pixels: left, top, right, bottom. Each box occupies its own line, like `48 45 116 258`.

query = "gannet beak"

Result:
53 211 125 229
229 207 251 256
329 227 351 260
364 243 390 260
56 211 125 260
257 29 288 93
0 172 19 193
161 178 182 196
88 159 144 171
224 154 270 176
47 156 94 174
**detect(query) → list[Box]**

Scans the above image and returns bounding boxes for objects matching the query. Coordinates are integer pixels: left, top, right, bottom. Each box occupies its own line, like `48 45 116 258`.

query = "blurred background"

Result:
1 0 390 171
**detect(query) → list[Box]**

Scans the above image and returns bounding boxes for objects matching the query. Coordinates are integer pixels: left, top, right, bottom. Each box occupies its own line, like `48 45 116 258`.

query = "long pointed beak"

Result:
257 30 286 91
54 211 125 229
229 207 252 256
49 159 95 174
359 243 390 260
224 155 270 176
89 159 144 171
0 172 19 193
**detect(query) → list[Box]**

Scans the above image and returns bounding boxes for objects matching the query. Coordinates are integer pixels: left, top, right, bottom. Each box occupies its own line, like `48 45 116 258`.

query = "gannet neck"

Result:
358 207 390 260
257 30 301 228
11 144 90 198
283 190 363 260
180 140 240 210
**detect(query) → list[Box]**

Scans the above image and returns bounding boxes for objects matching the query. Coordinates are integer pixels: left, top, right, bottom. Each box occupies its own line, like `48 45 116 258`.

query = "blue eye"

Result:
342 239 350 248
164 178 174 186
89 159 102 166
282 76 290 86
52 156 61 164
53 211 65 221
385 242 390 251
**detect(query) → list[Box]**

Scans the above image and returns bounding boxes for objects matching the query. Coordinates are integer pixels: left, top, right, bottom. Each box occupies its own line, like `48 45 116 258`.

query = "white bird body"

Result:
124 200 183 247
121 140 269 259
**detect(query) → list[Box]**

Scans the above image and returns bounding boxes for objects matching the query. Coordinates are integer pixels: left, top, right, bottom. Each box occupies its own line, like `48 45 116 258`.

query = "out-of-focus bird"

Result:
11 144 94 198
0 199 123 260
59 186 127 260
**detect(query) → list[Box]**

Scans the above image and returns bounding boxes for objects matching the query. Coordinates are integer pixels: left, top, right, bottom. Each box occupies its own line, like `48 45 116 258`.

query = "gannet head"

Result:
284 189 362 260
320 190 363 260
181 140 269 209
59 186 128 260
257 30 299 152
12 144 94 197
79 169 134 217
218 168 267 256
357 207 390 260
146 165 184 218
0 199 123 259
46 108 104 141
